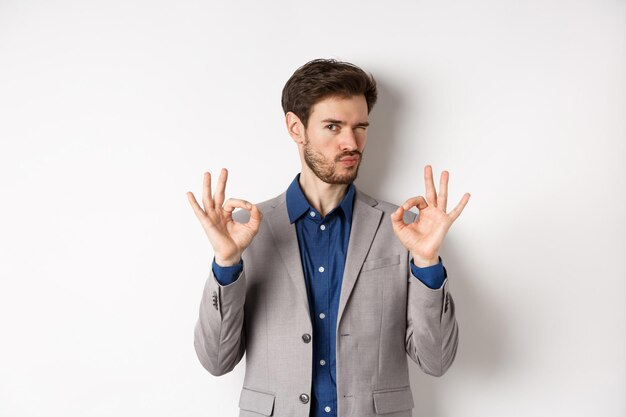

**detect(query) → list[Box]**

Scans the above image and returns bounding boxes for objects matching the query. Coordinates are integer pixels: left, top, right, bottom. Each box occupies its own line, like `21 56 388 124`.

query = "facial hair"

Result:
303 132 362 185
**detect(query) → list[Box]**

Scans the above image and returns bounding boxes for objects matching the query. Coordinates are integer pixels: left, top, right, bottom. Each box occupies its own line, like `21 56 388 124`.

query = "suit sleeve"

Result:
194 266 246 376
404 253 459 376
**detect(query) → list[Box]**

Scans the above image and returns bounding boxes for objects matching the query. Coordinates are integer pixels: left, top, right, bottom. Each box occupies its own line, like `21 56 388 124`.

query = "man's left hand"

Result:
391 165 470 267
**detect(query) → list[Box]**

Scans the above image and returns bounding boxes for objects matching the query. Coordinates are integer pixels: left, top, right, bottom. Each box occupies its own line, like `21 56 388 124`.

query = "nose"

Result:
339 129 358 151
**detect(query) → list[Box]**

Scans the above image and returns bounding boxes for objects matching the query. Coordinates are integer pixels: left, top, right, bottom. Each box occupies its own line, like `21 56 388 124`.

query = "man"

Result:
187 59 470 417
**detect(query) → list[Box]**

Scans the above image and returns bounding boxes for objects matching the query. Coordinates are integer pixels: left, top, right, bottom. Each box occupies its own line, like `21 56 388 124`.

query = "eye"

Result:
325 124 339 131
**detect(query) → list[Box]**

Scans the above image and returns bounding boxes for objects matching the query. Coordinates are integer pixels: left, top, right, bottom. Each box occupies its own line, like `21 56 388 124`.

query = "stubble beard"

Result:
302 132 362 185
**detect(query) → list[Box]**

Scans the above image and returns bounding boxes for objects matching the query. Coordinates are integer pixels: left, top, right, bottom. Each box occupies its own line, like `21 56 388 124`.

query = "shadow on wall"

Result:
356 77 405 197
410 239 507 417
357 77 506 417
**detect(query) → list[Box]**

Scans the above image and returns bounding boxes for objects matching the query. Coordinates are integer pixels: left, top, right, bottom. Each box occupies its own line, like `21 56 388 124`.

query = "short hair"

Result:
281 58 378 128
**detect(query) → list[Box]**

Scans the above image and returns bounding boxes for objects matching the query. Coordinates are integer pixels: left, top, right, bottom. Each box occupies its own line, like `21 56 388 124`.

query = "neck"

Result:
298 169 350 217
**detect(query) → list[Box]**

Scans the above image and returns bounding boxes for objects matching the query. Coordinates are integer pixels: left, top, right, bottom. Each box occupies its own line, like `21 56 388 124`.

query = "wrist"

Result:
214 254 242 267
411 253 439 268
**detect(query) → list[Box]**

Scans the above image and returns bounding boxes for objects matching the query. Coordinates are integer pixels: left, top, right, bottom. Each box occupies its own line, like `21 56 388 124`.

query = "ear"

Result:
285 112 305 144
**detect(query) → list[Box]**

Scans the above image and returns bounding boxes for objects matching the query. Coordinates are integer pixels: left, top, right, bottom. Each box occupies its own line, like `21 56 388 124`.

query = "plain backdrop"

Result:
1 0 625 416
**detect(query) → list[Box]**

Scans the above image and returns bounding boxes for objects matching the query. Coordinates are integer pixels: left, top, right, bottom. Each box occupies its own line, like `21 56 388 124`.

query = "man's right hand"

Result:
186 168 262 266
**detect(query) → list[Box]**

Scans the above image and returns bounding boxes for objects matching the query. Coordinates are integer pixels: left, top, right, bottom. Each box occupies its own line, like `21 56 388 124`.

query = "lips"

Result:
338 152 360 162
339 155 359 167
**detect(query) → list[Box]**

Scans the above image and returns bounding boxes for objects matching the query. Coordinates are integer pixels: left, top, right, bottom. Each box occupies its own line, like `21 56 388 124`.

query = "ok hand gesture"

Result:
186 168 262 266
391 165 470 267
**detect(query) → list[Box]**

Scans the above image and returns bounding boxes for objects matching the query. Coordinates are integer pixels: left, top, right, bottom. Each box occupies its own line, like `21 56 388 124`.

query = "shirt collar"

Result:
286 173 355 224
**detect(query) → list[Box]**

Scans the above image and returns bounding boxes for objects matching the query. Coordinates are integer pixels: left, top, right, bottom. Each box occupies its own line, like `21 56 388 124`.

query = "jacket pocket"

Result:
372 386 414 414
362 255 401 272
239 387 275 416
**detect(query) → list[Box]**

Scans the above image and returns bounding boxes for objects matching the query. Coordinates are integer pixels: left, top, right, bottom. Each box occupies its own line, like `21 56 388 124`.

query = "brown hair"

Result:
281 58 378 128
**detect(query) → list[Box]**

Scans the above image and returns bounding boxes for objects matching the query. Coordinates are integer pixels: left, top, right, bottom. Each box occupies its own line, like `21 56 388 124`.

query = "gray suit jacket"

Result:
194 188 458 417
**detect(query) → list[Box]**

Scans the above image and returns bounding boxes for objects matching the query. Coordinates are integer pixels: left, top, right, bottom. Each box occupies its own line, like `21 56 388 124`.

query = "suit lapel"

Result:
337 189 383 327
265 196 311 321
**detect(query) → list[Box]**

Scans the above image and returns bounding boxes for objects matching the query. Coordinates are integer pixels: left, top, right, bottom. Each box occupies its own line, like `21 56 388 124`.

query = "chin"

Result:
324 168 359 185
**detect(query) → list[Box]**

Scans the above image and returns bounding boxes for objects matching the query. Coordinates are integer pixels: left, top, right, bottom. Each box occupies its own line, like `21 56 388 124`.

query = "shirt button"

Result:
309 211 315 217
325 406 332 413
320 224 326 230
299 393 310 403
319 313 326 319
302 333 311 343
320 359 326 366
318 266 325 273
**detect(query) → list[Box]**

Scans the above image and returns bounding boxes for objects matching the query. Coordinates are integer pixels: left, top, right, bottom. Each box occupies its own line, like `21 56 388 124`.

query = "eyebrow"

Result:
321 118 370 127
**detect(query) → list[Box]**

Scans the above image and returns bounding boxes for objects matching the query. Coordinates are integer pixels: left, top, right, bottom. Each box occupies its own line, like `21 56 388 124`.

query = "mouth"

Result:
338 155 360 167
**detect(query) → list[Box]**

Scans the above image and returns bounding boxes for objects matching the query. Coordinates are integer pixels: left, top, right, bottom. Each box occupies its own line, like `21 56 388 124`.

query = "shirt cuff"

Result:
212 258 244 286
410 256 447 289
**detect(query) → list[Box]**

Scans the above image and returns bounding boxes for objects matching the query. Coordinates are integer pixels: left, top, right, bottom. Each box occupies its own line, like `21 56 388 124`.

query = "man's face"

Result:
302 95 369 184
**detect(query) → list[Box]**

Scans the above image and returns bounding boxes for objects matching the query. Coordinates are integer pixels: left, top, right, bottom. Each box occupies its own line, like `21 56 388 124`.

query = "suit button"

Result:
299 393 310 403
302 333 311 343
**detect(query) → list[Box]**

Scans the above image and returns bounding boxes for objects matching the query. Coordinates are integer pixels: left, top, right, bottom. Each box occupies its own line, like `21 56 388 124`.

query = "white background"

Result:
1 0 625 416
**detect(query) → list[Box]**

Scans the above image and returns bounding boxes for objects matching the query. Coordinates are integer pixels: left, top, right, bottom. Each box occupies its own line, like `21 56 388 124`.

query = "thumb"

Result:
246 204 263 232
390 205 407 232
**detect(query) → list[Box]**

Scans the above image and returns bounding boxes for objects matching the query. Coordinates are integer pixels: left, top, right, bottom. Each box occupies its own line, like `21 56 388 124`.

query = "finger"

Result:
402 196 428 211
246 204 263 232
214 168 228 208
438 170 449 212
424 165 438 207
448 193 471 222
223 198 252 214
391 196 428 230
186 191 207 220
202 172 214 210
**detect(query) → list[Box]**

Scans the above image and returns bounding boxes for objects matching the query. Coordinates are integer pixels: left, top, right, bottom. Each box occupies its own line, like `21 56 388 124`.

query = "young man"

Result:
187 59 470 417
